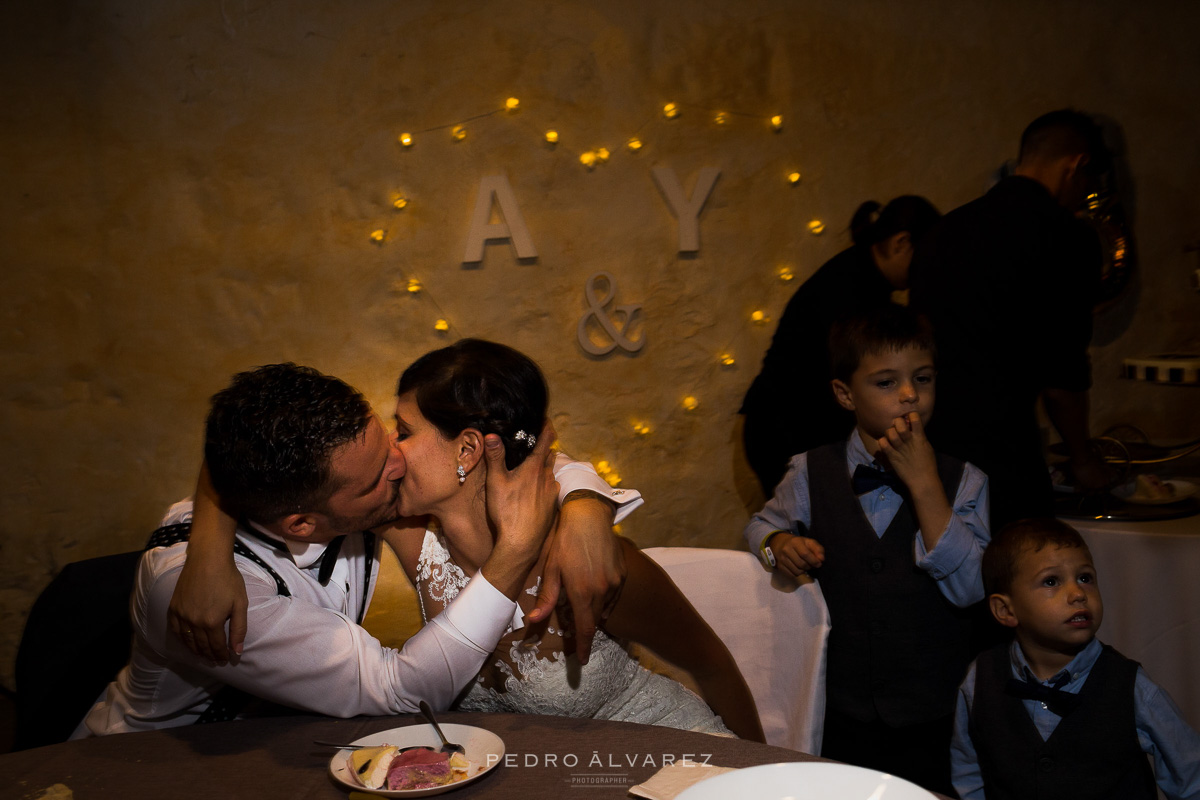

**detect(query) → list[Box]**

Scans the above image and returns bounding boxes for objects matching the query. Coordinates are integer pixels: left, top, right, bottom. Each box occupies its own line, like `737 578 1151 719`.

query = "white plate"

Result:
329 723 504 797
1112 479 1196 505
676 761 936 800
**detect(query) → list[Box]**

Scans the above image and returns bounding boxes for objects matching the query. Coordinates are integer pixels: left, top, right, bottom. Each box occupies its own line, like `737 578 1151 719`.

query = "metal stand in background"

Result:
1053 426 1200 521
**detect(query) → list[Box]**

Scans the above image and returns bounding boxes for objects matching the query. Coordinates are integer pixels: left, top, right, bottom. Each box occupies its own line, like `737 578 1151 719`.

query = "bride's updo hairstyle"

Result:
397 338 549 470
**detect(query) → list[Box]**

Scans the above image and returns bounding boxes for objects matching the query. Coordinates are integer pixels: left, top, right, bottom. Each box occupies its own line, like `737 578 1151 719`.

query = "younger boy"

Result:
744 305 990 794
951 518 1200 800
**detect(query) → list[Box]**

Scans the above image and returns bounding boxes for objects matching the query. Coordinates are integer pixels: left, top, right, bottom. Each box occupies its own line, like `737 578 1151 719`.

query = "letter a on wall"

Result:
652 166 721 253
462 175 538 263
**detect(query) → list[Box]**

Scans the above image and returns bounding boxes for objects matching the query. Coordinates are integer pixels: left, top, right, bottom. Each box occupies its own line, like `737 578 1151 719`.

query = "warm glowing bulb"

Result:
751 310 768 324
626 137 643 152
632 422 652 436
714 111 729 125
612 524 623 535
505 96 520 111
663 102 679 119
369 229 385 243
406 278 422 293
604 472 622 487
451 125 466 141
398 132 413 147
596 461 612 474
778 266 794 281
787 171 802 185
434 318 450 332
770 115 783 131
595 147 610 163
808 219 825 235
545 130 559 144
393 196 408 210
720 353 736 367
682 396 700 411
580 151 597 169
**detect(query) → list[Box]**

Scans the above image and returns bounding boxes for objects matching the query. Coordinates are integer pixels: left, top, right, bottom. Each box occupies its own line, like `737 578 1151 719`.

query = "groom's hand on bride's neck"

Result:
528 493 625 666
479 423 559 599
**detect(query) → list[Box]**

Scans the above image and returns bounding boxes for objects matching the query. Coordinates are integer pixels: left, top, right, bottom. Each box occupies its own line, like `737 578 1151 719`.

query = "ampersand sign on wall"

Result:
576 272 645 356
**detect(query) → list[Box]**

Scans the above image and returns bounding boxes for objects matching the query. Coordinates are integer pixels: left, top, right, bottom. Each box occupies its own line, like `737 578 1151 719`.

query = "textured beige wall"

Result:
2 0 1198 689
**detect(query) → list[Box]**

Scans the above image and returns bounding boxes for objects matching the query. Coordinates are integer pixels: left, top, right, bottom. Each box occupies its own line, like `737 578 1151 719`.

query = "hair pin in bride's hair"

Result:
514 429 537 448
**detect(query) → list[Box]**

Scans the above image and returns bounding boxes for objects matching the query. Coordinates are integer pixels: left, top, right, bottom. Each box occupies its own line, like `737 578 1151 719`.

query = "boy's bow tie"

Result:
851 464 906 495
1005 671 1081 717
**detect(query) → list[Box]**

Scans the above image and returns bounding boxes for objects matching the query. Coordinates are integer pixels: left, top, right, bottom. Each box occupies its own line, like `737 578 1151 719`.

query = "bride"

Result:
381 339 762 739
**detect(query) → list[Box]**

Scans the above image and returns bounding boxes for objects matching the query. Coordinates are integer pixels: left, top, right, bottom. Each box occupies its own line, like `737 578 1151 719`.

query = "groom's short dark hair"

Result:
204 363 371 523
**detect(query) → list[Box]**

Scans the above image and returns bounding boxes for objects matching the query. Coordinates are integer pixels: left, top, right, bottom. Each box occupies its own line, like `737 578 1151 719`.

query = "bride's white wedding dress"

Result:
415 528 733 735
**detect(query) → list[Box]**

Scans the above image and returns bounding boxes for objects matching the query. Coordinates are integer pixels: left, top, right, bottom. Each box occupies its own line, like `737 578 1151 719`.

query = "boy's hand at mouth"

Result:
878 412 954 551
877 412 939 493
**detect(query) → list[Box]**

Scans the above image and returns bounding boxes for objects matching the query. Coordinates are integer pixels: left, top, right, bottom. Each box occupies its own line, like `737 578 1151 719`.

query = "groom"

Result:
76 362 634 735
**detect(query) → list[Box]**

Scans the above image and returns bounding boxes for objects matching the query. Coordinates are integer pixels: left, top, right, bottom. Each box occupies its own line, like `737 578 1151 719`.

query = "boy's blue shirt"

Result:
743 430 991 607
951 637 1200 800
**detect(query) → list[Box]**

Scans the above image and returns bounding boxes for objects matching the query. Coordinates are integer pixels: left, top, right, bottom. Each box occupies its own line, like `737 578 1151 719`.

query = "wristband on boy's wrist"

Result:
759 530 786 569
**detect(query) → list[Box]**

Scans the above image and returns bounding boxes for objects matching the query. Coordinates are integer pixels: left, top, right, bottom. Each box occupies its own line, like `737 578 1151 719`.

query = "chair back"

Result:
14 550 141 749
642 547 830 753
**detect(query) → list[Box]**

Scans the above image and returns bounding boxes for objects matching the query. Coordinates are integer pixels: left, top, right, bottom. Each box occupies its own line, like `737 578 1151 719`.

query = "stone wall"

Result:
2 0 1198 688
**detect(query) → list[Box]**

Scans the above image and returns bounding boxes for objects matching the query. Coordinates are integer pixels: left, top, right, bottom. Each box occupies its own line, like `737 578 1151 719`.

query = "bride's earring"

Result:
456 464 466 485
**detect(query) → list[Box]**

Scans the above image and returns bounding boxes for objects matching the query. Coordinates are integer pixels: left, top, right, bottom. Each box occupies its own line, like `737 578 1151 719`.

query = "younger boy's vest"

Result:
808 441 972 726
969 643 1156 800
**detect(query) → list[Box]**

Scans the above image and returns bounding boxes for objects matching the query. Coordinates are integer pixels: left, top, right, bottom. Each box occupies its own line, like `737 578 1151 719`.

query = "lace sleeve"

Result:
413 527 470 624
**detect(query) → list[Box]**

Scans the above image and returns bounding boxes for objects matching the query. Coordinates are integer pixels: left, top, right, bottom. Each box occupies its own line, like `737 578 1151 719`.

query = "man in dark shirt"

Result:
910 109 1111 530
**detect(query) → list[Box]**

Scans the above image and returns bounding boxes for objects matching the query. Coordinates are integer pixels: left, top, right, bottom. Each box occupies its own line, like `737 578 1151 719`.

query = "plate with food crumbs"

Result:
330 723 503 797
1113 476 1196 505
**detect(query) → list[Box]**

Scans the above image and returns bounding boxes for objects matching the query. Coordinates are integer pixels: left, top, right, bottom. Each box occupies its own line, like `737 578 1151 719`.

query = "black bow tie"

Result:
1005 670 1081 717
851 464 906 495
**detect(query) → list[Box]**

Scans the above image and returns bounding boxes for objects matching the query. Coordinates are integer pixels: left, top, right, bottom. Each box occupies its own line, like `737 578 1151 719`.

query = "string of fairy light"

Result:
373 96 828 490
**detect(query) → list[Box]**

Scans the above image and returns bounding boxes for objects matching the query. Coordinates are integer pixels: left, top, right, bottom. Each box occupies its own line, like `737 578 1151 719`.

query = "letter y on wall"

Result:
651 166 721 253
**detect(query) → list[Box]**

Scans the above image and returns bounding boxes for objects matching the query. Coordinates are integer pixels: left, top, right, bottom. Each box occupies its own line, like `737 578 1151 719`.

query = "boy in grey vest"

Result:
744 305 990 794
951 518 1199 800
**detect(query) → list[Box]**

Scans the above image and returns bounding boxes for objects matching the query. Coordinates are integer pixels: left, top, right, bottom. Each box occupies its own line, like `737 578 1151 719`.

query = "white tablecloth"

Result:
1065 514 1200 730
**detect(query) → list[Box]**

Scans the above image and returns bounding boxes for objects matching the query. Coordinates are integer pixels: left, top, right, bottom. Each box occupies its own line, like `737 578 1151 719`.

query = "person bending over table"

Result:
75 362 625 735
909 109 1115 529
740 195 941 495
181 341 765 741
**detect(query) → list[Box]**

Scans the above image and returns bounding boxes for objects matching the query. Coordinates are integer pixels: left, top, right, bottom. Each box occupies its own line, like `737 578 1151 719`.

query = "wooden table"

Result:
0 712 953 799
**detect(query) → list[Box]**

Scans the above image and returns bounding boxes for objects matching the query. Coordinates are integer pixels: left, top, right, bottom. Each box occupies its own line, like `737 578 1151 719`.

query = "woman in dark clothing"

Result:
740 196 942 495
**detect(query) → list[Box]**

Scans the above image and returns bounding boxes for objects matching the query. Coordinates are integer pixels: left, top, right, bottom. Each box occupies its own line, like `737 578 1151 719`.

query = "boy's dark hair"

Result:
983 517 1091 596
829 304 936 382
397 338 548 471
204 363 372 523
1018 108 1111 176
